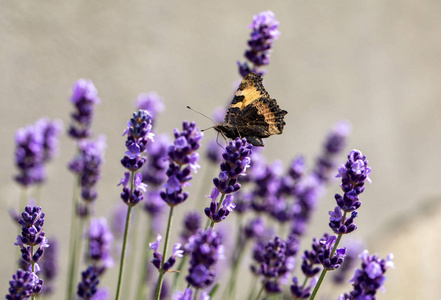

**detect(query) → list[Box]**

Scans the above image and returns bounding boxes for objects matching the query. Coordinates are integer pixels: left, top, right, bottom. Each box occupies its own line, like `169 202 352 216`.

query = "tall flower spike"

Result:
77 266 100 300
251 236 296 294
85 218 114 275
160 121 203 206
6 269 43 300
238 10 280 77
329 149 371 234
68 79 100 140
121 110 154 170
14 124 44 186
68 135 106 216
338 250 394 300
186 229 224 289
205 137 252 223
15 206 48 270
313 121 351 183
149 234 183 272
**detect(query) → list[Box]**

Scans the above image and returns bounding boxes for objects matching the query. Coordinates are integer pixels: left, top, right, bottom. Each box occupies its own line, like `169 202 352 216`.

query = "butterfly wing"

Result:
220 72 287 146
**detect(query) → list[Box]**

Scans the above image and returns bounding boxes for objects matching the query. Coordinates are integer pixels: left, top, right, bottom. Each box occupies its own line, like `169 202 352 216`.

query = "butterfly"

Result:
215 72 287 147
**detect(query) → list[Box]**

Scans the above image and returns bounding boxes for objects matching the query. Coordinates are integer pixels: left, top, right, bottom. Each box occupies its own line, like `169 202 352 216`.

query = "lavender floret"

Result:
68 79 100 139
339 250 394 300
186 229 224 288
68 136 106 216
85 218 114 275
14 125 44 186
250 236 297 294
6 270 43 300
160 121 203 206
77 266 99 300
238 10 280 76
15 206 48 269
329 149 371 234
205 137 252 223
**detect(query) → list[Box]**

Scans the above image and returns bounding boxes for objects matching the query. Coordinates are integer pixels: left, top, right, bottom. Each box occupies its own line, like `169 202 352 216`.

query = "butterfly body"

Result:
215 73 287 147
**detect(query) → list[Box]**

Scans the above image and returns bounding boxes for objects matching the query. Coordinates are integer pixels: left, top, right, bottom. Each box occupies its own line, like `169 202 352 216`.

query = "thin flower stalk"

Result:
115 110 154 300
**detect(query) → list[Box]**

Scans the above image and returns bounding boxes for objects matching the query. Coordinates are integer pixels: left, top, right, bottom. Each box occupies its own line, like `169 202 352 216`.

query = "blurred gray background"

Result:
1 1 441 299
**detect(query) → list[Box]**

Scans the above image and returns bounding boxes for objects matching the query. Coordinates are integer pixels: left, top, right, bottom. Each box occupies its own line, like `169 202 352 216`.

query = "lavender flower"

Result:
77 266 99 300
15 206 48 271
160 121 203 206
68 136 106 216
318 235 346 271
205 137 252 223
313 121 351 183
85 218 114 275
238 10 280 77
251 236 297 294
339 250 394 300
121 110 154 171
181 212 202 242
14 124 44 186
150 234 184 272
135 92 166 121
186 229 224 289
35 118 63 163
68 79 100 139
329 149 371 234
6 269 43 300
290 234 330 299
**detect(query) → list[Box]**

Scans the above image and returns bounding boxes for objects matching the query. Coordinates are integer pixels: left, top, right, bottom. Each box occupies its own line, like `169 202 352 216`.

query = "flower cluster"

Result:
15 206 49 271
68 79 100 140
237 10 280 77
6 269 43 300
68 136 106 216
329 149 371 234
185 229 224 289
150 234 183 272
251 235 298 294
121 110 154 171
313 121 351 183
85 218 114 275
160 121 203 206
77 266 99 300
119 110 154 206
339 250 394 300
14 118 62 186
205 137 252 223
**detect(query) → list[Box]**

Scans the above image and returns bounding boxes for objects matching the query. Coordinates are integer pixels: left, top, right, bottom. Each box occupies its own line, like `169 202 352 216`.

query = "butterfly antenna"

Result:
186 106 217 124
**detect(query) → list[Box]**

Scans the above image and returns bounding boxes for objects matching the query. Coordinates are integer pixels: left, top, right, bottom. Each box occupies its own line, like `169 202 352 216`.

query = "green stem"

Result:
155 205 175 300
122 208 140 299
115 205 133 300
254 279 267 300
136 225 155 300
115 170 136 300
309 214 346 300
66 175 80 300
